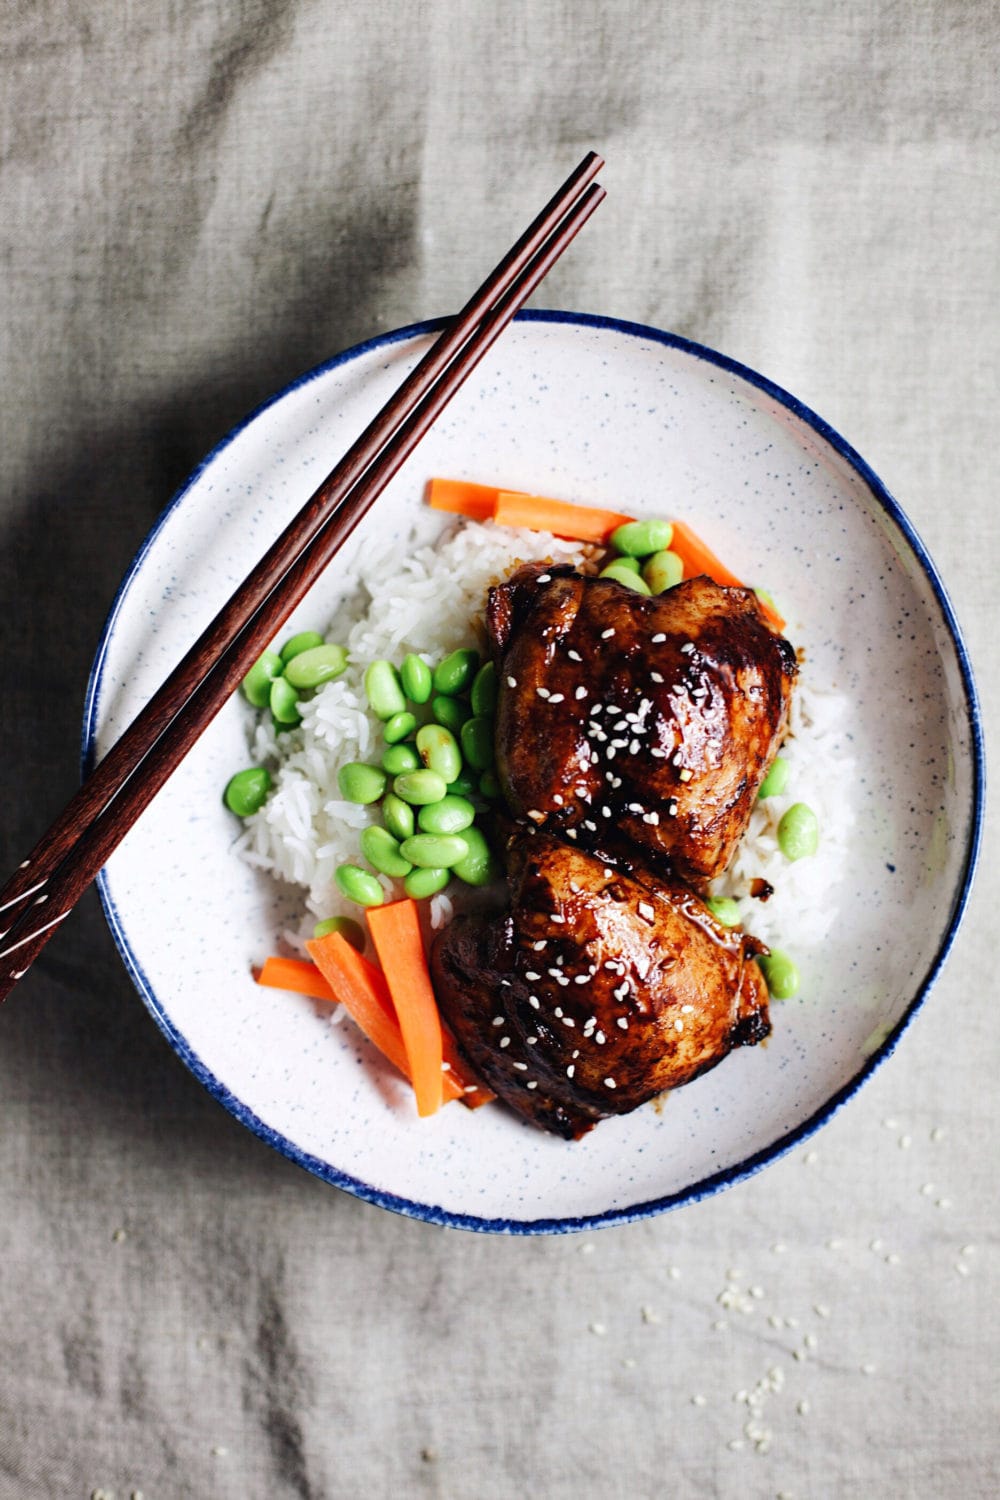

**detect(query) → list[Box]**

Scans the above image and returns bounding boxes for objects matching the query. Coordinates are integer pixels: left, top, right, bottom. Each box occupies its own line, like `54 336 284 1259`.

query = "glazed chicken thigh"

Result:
432 830 770 1139
489 566 797 887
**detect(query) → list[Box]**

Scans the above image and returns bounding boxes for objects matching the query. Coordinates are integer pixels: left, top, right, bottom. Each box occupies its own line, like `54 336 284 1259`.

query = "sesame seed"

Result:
525 971 541 981
589 1321 607 1336
532 940 547 951
574 974 589 985
638 901 655 921
526 1036 537 1045
617 1017 629 1030
604 1077 617 1088
860 1363 877 1376
678 768 693 782
566 1065 575 1078
898 1134 912 1150
595 1031 606 1044
566 827 578 839
527 1081 538 1089
550 913 566 924
529 995 540 1008
536 686 551 699
601 628 615 639
680 641 694 653
650 671 664 683
561 1016 576 1027
536 573 551 583
506 675 517 688
668 801 678 816
652 632 666 643
549 693 565 704
674 1019 684 1033
691 1394 707 1406
643 810 660 825
797 1399 811 1416
499 1037 510 1049
804 1150 819 1165
575 685 588 700
931 1125 946 1141
813 1303 831 1318
567 648 583 662
629 739 641 755
512 1061 528 1071
492 1016 505 1027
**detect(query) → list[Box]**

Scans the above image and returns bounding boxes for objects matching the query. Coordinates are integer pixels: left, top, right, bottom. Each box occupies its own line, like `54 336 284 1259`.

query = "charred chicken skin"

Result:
489 567 797 888
431 830 770 1139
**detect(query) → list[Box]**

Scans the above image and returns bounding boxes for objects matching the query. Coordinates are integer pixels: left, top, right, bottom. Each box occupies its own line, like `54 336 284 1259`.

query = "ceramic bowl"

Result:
83 312 984 1233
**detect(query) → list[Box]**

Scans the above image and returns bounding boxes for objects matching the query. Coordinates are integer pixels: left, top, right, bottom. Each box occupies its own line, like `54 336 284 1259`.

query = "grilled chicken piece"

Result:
489 566 797 887
431 830 770 1139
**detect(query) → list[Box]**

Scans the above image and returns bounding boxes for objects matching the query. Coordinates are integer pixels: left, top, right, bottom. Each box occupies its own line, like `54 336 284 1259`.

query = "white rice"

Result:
235 517 853 957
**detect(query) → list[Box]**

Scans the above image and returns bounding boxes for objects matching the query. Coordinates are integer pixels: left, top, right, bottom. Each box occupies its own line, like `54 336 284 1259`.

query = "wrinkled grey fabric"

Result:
1 3 997 1497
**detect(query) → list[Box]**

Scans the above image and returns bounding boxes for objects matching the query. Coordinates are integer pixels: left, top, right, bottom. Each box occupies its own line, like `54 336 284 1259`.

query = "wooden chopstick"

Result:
0 159 605 1000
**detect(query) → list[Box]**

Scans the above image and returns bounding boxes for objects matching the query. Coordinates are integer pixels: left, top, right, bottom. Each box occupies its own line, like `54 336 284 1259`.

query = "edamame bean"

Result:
381 742 421 776
415 724 462 784
269 675 301 725
599 555 641 576
609 518 674 558
360 825 414 878
383 710 417 744
400 833 469 869
400 653 432 704
241 649 282 708
757 949 800 1000
334 863 385 907
470 661 498 716
451 825 501 886
478 770 501 800
280 630 324 665
364 659 407 720
393 768 448 805
433 648 479 697
758 756 790 800
382 792 415 842
417 794 476 835
223 766 272 817
642 549 684 594
706 896 741 928
404 866 450 899
777 802 819 861
312 915 365 952
460 714 495 772
283 642 348 690
432 694 471 735
600 561 652 595
448 773 477 798
337 762 388 804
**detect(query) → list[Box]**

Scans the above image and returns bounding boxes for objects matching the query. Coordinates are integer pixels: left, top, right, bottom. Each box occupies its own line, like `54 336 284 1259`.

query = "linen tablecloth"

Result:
1 3 996 1496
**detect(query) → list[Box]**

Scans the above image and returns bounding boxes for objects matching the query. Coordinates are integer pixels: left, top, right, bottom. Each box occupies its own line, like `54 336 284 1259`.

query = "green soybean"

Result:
706 896 742 928
269 675 301 725
470 661 498 716
600 561 652 594
283 643 348 690
381 742 421 776
383 709 417 744
360 825 414 878
432 694 472 735
433 648 480 697
609 518 674 558
478 770 501 800
415 724 463 783
223 766 272 817
337 762 388 804
404 866 450 900
599 555 641 576
312 915 365 952
393 768 448 806
279 630 324 665
242 649 283 708
334 864 384 907
777 802 819 861
364 659 407 720
758 756 790 799
400 652 433 704
642 549 684 594
382 792 415 842
460 715 495 772
448 772 477 798
400 833 469 869
452 825 501 886
757 949 800 1000
417 794 476 835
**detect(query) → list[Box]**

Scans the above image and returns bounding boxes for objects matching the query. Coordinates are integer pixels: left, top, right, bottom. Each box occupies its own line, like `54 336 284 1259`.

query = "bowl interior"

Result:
87 313 981 1231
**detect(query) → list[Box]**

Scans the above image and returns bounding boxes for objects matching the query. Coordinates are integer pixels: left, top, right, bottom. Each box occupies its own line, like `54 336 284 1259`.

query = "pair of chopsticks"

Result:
0 153 605 1002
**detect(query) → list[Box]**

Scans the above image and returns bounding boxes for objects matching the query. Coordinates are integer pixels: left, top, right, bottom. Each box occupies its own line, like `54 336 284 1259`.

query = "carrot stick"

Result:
426 477 498 522
256 955 336 1002
307 932 413 1081
261 943 493 1109
669 518 786 631
365 899 446 1117
493 490 633 542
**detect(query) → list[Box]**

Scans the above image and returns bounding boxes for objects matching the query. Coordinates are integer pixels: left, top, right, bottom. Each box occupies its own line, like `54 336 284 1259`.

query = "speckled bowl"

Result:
83 312 984 1233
